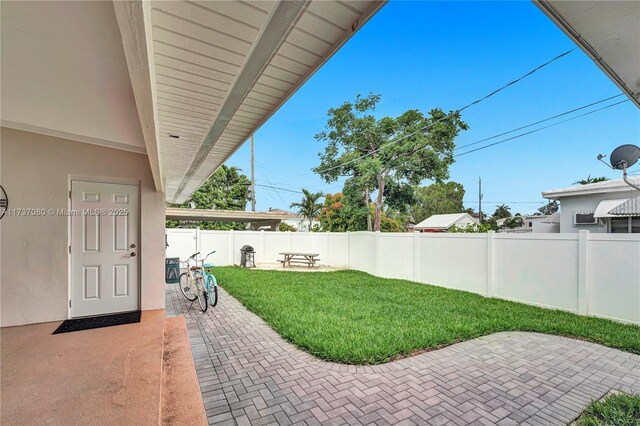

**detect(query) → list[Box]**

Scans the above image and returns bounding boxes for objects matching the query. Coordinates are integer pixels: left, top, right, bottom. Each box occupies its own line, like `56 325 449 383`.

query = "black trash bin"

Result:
240 245 256 268
165 257 180 284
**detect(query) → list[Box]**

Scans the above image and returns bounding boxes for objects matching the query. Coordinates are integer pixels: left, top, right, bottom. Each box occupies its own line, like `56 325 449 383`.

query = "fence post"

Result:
413 231 419 282
260 229 265 264
486 231 495 297
228 229 234 266
577 230 589 315
196 227 201 256
375 231 381 277
346 231 351 269
325 232 330 267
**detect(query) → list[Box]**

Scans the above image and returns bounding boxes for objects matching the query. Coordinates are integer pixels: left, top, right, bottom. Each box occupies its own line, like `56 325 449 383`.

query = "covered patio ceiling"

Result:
534 0 640 109
115 0 386 203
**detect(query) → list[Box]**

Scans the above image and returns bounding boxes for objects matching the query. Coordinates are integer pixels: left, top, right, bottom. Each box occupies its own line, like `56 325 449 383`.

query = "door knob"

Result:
130 243 136 249
130 252 137 257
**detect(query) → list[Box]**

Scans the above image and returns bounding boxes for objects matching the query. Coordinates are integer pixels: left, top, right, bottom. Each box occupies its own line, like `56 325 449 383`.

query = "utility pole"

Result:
250 134 256 212
478 177 483 223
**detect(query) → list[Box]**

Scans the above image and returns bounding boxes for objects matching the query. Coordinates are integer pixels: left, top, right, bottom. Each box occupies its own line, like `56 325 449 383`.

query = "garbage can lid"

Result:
240 245 255 252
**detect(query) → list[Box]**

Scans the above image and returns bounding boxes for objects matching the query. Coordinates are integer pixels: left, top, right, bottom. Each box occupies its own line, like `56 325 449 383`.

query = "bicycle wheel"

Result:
179 273 197 301
195 275 208 312
207 275 218 307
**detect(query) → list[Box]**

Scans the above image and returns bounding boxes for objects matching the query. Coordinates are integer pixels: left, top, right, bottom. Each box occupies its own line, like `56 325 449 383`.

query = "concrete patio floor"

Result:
1 310 166 425
1 309 206 426
166 284 640 426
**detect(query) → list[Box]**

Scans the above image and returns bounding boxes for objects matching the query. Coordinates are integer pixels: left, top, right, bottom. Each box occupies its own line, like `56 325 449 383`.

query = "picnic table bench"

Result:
278 252 320 268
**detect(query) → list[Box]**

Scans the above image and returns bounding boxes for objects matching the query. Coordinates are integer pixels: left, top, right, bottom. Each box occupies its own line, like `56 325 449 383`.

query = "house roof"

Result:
542 177 640 199
534 1 640 108
608 196 640 216
414 213 477 230
268 208 300 219
165 207 292 223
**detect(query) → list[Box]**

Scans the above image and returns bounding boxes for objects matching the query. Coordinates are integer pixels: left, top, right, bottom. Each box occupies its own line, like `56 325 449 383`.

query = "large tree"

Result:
167 165 252 230
317 192 403 232
192 165 252 210
410 181 465 223
314 93 468 231
290 189 324 230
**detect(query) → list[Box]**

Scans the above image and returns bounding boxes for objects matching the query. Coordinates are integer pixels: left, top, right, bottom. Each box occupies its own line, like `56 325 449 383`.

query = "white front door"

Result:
71 181 139 317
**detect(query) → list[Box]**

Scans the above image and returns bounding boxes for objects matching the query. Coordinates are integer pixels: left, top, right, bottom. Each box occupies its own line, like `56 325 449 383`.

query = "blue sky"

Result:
225 1 640 215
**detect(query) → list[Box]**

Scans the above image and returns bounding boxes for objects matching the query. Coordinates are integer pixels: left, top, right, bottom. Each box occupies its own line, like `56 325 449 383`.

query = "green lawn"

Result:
576 393 640 426
216 267 640 365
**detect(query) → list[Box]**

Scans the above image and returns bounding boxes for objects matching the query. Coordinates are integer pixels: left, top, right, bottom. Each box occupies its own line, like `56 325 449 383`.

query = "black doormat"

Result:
53 311 141 334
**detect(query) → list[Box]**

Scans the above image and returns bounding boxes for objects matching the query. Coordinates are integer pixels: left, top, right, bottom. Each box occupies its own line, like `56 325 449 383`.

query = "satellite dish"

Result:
610 144 640 170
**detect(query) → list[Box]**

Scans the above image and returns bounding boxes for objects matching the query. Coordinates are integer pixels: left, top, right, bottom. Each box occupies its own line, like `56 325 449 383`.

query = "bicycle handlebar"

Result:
189 252 200 259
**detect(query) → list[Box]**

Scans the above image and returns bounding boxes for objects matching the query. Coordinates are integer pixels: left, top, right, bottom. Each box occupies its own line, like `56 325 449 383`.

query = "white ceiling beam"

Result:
113 0 164 192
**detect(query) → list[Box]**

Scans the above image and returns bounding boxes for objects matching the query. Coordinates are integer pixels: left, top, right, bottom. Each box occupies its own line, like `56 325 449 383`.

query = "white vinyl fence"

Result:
166 229 640 325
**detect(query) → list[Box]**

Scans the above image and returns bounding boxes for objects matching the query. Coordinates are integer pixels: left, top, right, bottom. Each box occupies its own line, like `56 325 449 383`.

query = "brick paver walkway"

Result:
166 285 640 426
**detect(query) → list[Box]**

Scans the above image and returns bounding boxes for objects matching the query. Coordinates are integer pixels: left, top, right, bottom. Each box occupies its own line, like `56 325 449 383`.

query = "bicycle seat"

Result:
190 266 202 271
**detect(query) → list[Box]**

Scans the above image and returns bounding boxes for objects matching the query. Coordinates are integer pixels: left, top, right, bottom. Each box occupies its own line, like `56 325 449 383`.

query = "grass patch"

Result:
216 268 640 364
576 393 640 426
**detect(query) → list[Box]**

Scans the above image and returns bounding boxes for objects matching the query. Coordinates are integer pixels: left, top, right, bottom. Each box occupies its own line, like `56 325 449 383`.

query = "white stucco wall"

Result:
0 128 165 327
558 192 639 233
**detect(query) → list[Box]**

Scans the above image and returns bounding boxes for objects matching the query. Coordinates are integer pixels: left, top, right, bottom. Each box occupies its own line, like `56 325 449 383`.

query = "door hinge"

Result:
69 300 72 308
69 245 71 254
69 190 72 199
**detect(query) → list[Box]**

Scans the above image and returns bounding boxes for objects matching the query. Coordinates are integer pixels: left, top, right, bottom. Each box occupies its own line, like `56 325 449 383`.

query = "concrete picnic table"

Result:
278 252 320 268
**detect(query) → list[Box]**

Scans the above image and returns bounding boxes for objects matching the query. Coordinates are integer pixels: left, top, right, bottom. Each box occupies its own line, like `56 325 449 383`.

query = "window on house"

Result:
574 212 597 225
611 217 629 233
610 217 640 233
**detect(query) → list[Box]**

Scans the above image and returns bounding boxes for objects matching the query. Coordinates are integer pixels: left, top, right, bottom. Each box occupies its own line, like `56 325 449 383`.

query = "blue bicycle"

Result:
202 252 218 308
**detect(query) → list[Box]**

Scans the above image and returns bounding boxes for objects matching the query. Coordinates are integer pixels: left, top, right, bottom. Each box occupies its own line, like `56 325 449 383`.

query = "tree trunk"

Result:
374 176 385 232
364 188 372 232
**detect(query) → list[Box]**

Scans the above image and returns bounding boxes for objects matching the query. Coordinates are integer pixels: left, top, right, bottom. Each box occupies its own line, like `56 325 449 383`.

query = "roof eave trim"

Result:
533 0 640 109
113 0 164 193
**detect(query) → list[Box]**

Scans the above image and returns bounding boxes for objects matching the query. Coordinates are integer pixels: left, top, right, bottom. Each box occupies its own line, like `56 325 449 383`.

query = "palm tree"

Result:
492 204 512 220
574 175 609 185
290 189 324 230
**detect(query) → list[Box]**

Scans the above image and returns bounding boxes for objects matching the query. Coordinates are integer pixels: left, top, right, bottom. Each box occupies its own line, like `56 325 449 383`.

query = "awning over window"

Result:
593 199 629 218
608 196 640 217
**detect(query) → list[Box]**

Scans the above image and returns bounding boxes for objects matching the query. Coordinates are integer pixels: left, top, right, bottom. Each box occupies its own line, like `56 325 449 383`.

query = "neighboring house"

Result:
542 178 640 233
414 213 478 232
497 215 560 233
269 208 320 232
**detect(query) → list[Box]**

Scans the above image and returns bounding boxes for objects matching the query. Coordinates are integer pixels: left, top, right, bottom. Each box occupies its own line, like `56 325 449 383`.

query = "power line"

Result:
315 48 575 174
255 184 301 194
256 168 288 205
454 93 624 151
255 179 343 191
464 200 545 204
454 99 630 157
